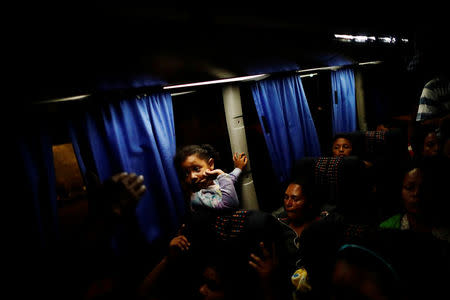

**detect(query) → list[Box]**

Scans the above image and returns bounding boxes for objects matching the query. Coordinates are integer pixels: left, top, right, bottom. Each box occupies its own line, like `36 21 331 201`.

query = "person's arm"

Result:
138 233 191 300
420 113 450 128
138 256 172 300
215 152 248 184
199 152 248 210
224 167 242 183
203 170 242 210
415 82 450 126
84 172 147 248
201 169 239 209
215 171 240 209
249 242 280 300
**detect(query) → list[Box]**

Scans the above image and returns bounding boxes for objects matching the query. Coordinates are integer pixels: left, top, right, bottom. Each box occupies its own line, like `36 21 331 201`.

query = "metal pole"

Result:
222 84 259 210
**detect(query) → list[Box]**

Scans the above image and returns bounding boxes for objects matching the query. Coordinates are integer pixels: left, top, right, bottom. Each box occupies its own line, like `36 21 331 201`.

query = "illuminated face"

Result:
423 132 440 157
199 266 225 300
332 138 353 157
181 154 214 192
401 168 423 215
284 183 308 221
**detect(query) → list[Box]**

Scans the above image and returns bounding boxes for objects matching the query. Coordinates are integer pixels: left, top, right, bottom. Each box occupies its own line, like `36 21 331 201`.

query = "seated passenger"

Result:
250 176 321 299
331 134 354 158
379 159 449 242
410 124 441 159
331 134 373 169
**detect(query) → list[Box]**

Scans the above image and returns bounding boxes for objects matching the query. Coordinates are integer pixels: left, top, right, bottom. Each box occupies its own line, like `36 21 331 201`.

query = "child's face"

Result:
422 132 440 157
402 168 423 215
332 138 353 157
181 154 214 192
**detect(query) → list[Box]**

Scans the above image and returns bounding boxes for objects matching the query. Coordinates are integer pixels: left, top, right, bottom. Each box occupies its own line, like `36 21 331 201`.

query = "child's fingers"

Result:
173 235 190 251
259 242 270 259
206 169 223 176
177 223 186 235
249 253 263 264
111 172 128 183
129 174 145 190
178 240 190 251
249 260 260 270
178 235 190 245
136 184 147 197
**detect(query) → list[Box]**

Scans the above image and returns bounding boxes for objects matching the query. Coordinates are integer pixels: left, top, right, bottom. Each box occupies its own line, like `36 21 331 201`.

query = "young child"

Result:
174 144 248 212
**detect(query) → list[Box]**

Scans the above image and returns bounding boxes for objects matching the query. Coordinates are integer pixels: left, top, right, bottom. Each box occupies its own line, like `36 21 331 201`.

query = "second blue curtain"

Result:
251 75 321 183
331 68 357 134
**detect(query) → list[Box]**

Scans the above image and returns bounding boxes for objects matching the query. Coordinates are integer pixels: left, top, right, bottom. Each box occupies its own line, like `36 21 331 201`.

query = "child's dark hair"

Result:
332 133 353 145
174 144 220 175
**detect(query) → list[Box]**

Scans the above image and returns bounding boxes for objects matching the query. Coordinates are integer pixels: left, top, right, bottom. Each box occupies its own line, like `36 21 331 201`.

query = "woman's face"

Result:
402 168 423 215
181 154 214 192
284 183 309 221
423 132 440 157
332 138 353 157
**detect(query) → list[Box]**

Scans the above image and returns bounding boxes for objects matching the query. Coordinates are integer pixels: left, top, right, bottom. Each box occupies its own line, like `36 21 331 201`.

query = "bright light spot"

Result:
163 74 269 89
335 33 404 44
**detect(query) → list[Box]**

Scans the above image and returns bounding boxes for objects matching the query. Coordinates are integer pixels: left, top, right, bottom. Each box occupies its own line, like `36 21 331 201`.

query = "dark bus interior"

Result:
10 3 449 300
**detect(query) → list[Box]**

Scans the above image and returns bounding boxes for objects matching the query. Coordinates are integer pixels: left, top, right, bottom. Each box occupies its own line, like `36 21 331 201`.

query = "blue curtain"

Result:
251 75 321 183
69 92 185 244
14 120 58 249
331 68 357 134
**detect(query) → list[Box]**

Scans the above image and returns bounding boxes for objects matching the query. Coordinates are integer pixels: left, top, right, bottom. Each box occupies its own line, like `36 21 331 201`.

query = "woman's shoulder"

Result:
380 213 404 229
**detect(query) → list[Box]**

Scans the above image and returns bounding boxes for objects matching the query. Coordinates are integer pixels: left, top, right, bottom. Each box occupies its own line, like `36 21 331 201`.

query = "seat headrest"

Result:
338 129 408 162
292 156 367 215
292 156 364 181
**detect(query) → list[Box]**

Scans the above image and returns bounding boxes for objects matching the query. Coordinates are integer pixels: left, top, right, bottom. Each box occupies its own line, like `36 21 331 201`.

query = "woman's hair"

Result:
173 144 220 175
289 174 314 203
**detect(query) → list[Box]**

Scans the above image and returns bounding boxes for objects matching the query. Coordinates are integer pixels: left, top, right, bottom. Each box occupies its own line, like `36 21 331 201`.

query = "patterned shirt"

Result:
190 168 242 211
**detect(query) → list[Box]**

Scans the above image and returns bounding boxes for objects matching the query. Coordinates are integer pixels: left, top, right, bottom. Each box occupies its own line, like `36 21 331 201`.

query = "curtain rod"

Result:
296 60 383 73
33 60 383 105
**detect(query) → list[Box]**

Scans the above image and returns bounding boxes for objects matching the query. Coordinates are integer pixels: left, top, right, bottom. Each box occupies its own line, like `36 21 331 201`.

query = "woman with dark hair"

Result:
379 158 449 242
250 176 321 300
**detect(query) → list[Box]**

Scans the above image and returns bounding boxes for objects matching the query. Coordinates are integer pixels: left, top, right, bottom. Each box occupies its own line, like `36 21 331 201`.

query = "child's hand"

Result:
205 169 225 179
233 152 248 170
168 235 191 258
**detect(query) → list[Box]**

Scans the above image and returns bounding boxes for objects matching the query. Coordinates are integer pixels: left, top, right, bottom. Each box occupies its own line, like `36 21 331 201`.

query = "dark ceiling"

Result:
12 3 448 104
